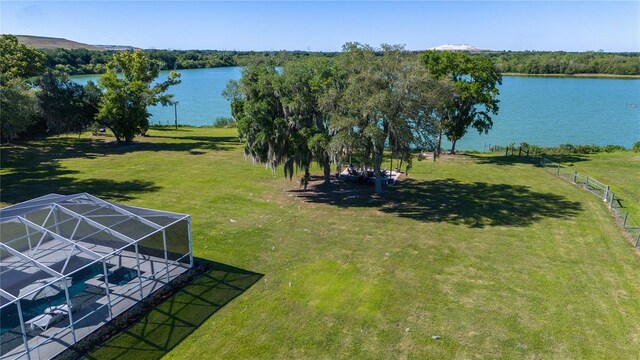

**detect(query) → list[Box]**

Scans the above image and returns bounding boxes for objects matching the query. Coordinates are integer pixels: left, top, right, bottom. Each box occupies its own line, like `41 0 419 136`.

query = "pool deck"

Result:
2 251 189 360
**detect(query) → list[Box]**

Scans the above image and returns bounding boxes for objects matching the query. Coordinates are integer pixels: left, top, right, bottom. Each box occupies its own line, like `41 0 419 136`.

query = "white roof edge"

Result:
116 202 190 217
0 193 64 210
1 193 187 221
0 193 75 218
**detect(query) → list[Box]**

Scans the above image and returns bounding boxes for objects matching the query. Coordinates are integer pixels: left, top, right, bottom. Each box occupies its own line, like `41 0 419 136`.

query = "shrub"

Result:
492 143 632 155
213 117 236 128
633 141 640 152
602 145 626 152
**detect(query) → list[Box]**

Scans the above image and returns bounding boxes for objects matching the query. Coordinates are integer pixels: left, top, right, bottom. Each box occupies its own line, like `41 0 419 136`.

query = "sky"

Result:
1 1 638 52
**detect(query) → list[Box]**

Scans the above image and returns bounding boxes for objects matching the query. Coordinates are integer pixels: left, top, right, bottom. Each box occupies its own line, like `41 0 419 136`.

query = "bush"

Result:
491 142 633 155
602 144 627 152
213 117 236 128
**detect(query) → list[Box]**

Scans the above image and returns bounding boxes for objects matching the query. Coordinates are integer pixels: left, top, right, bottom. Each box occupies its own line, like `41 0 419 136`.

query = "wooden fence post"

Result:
585 177 589 189
623 213 629 228
573 171 577 184
557 163 561 176
603 185 609 202
505 147 508 156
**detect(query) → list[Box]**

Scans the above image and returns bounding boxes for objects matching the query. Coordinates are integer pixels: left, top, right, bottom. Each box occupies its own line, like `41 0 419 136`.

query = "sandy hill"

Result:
11 35 137 51
13 35 102 50
428 44 484 51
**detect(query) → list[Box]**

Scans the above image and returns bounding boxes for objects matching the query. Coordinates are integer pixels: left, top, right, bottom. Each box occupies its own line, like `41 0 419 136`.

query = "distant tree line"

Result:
39 48 340 75
486 51 640 76
39 47 640 76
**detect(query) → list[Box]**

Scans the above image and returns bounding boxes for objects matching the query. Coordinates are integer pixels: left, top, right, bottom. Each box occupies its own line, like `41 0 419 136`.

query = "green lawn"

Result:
2 128 640 359
554 152 640 221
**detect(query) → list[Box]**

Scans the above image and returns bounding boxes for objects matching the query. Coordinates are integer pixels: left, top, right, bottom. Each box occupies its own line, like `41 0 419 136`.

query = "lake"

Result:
73 68 640 151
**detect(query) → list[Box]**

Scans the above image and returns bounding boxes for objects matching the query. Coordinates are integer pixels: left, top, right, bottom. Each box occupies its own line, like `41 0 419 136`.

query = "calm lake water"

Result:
73 67 640 151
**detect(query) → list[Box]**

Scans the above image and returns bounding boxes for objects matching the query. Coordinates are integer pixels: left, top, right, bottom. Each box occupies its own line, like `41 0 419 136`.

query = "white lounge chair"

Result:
26 310 66 331
44 304 70 315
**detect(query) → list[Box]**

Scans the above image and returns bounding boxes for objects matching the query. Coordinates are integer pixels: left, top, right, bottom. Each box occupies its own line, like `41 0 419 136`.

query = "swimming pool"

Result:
0 264 107 335
99 267 139 286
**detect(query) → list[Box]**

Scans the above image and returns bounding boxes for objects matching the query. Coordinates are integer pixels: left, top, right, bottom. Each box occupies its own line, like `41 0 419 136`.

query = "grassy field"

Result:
552 152 640 221
2 128 640 359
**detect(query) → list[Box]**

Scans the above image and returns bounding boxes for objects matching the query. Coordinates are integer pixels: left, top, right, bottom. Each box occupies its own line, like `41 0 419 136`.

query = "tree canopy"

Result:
423 50 502 153
279 56 339 185
0 35 46 80
35 70 102 136
232 44 452 193
232 57 342 187
96 50 181 143
330 43 450 192
0 35 46 142
0 78 39 142
234 65 286 171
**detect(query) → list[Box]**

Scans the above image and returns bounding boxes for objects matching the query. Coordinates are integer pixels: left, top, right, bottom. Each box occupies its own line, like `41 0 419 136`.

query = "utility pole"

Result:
174 102 178 129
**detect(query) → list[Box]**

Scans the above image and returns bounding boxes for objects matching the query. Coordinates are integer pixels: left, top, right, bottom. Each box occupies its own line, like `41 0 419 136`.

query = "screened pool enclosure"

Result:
0 193 193 360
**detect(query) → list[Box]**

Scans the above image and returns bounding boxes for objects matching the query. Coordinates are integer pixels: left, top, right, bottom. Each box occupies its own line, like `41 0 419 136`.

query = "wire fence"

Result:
539 157 640 248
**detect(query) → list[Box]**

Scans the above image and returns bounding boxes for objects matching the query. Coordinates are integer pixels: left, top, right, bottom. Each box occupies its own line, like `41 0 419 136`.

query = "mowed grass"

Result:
556 151 640 221
2 128 640 359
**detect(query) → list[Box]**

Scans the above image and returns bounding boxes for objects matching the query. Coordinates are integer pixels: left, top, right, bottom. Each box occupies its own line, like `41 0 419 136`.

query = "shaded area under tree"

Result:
294 177 582 228
467 153 591 167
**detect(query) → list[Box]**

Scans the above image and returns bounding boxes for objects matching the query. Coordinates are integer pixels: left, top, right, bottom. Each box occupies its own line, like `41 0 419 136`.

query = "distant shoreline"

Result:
502 72 640 79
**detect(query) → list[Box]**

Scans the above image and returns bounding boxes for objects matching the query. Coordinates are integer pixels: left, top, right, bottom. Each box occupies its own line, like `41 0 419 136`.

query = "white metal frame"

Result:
0 193 193 360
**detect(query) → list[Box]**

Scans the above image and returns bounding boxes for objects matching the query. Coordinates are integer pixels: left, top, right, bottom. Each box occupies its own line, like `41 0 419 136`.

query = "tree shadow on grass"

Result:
0 175 161 205
0 135 238 205
1 134 238 169
147 135 238 144
109 135 239 153
295 178 582 228
75 260 262 360
147 127 191 132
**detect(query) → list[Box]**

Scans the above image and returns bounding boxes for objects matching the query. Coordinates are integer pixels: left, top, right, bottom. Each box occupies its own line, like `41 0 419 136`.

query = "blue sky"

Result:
1 1 638 52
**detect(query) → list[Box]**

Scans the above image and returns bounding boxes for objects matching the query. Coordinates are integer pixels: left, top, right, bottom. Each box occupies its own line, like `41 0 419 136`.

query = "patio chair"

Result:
26 311 66 331
44 304 71 315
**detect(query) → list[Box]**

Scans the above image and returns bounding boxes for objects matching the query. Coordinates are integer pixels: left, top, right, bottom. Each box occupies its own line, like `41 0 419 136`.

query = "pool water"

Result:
0 264 108 335
99 267 139 286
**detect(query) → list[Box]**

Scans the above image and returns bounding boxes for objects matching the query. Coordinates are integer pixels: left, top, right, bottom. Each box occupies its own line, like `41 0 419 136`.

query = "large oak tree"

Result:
233 45 450 194
330 43 449 193
233 58 341 187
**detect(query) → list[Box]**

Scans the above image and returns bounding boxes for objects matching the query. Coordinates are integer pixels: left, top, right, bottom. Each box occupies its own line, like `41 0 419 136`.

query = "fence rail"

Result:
540 157 640 248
